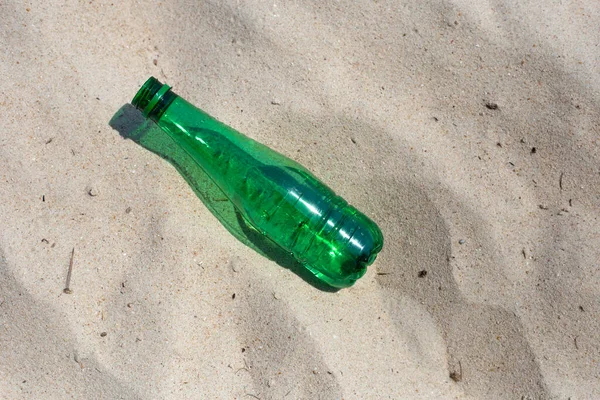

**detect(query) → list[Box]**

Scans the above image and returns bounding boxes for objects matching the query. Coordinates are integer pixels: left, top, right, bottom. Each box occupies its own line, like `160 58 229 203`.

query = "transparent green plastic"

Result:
131 77 383 288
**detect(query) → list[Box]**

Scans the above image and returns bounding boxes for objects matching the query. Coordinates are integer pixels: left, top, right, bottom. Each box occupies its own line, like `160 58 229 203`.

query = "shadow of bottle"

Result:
109 104 338 292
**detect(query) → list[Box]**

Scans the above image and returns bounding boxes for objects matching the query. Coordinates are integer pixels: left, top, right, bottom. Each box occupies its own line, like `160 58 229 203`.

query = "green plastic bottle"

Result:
131 77 383 288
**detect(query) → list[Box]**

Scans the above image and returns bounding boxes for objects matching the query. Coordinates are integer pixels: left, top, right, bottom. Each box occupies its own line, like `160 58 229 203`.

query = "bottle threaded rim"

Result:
132 76 176 121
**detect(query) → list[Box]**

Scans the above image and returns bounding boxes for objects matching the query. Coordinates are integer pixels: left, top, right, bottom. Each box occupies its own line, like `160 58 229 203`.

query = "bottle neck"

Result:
131 77 177 122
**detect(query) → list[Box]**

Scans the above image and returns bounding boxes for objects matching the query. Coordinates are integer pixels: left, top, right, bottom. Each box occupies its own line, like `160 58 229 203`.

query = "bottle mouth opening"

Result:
131 76 176 121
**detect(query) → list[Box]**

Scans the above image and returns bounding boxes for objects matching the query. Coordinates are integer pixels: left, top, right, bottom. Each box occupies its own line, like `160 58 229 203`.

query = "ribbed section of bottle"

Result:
291 198 383 287
251 166 383 288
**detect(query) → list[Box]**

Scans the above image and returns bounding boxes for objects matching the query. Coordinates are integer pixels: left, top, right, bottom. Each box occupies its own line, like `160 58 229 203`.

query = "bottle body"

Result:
132 77 383 288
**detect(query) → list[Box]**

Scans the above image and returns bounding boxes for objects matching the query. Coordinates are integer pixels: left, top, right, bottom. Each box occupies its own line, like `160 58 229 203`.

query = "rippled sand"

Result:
1 1 599 398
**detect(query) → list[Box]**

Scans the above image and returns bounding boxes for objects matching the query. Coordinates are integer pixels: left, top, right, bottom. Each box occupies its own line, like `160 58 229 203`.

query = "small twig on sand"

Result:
559 172 564 190
63 248 75 294
450 361 463 382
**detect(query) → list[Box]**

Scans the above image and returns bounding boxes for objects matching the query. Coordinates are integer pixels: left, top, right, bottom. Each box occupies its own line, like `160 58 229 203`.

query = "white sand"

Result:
1 1 599 398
